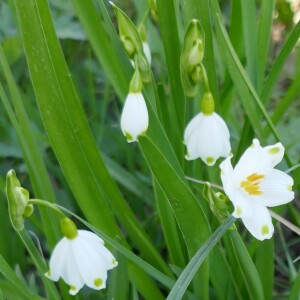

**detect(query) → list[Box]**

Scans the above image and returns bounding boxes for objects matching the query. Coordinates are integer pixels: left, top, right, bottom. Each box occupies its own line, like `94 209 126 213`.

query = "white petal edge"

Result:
241 203 274 241
233 139 285 183
47 238 70 281
256 169 294 207
61 243 84 295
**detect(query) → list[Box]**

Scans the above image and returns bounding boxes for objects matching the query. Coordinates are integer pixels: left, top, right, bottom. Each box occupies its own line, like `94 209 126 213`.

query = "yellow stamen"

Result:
240 173 265 195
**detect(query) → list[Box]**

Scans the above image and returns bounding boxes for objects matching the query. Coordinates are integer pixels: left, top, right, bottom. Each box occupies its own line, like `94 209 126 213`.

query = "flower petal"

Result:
197 113 230 165
184 112 231 164
241 203 274 240
221 156 253 218
77 230 104 245
184 113 203 160
120 93 149 142
47 238 70 281
72 234 117 291
233 139 284 183
220 155 234 198
60 244 84 295
231 191 253 218
256 169 294 207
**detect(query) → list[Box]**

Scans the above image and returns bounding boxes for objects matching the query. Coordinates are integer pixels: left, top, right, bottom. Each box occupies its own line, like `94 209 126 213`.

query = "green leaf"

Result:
181 0 220 110
156 0 186 153
139 135 211 298
257 0 276 92
0 45 60 247
261 21 300 105
14 0 169 297
255 240 274 300
224 230 264 300
0 255 32 300
289 268 300 300
241 0 258 87
166 216 236 300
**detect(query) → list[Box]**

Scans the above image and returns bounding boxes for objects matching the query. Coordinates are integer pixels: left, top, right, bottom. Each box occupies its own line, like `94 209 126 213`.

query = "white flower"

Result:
142 42 151 65
220 139 294 240
46 230 118 295
184 112 231 165
121 92 149 143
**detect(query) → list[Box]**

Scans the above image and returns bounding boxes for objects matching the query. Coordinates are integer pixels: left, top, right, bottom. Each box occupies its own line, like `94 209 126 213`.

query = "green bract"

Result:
5 170 33 231
111 2 151 82
181 19 205 97
202 183 229 223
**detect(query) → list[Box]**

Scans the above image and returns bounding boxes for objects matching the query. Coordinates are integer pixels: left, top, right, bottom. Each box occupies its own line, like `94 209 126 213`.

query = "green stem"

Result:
28 199 65 218
200 63 210 92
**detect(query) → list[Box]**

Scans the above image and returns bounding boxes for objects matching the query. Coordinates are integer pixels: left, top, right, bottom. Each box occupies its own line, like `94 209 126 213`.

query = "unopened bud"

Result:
5 170 30 231
181 19 205 97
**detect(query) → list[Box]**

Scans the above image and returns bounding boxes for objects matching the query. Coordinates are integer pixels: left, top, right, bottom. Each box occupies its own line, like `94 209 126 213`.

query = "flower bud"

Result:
202 183 229 222
5 170 32 231
148 0 158 23
181 19 205 97
111 2 151 81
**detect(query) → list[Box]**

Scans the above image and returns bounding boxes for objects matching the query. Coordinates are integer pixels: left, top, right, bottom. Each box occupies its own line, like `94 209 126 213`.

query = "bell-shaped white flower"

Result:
121 92 149 142
184 92 231 165
121 68 149 143
46 225 118 295
220 139 294 240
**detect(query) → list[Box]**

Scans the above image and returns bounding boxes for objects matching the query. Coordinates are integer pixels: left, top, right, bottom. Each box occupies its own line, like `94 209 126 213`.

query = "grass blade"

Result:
166 216 236 300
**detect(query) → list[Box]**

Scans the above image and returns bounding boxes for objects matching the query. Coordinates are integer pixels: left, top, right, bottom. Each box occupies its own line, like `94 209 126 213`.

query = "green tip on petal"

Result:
206 156 215 165
94 278 103 287
70 285 77 292
235 206 242 216
261 225 269 235
60 217 78 240
268 147 280 154
125 131 133 142
288 185 293 191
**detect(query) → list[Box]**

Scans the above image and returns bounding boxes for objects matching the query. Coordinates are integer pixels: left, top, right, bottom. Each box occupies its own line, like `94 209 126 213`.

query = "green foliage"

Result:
0 0 299 299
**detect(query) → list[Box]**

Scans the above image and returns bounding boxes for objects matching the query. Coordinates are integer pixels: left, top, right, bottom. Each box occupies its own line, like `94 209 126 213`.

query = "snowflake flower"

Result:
220 139 294 240
46 229 118 295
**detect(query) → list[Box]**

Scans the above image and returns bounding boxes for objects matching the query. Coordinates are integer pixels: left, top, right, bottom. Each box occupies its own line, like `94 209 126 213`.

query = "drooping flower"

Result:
121 92 149 142
46 218 118 295
220 139 294 240
121 68 149 142
184 92 231 165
